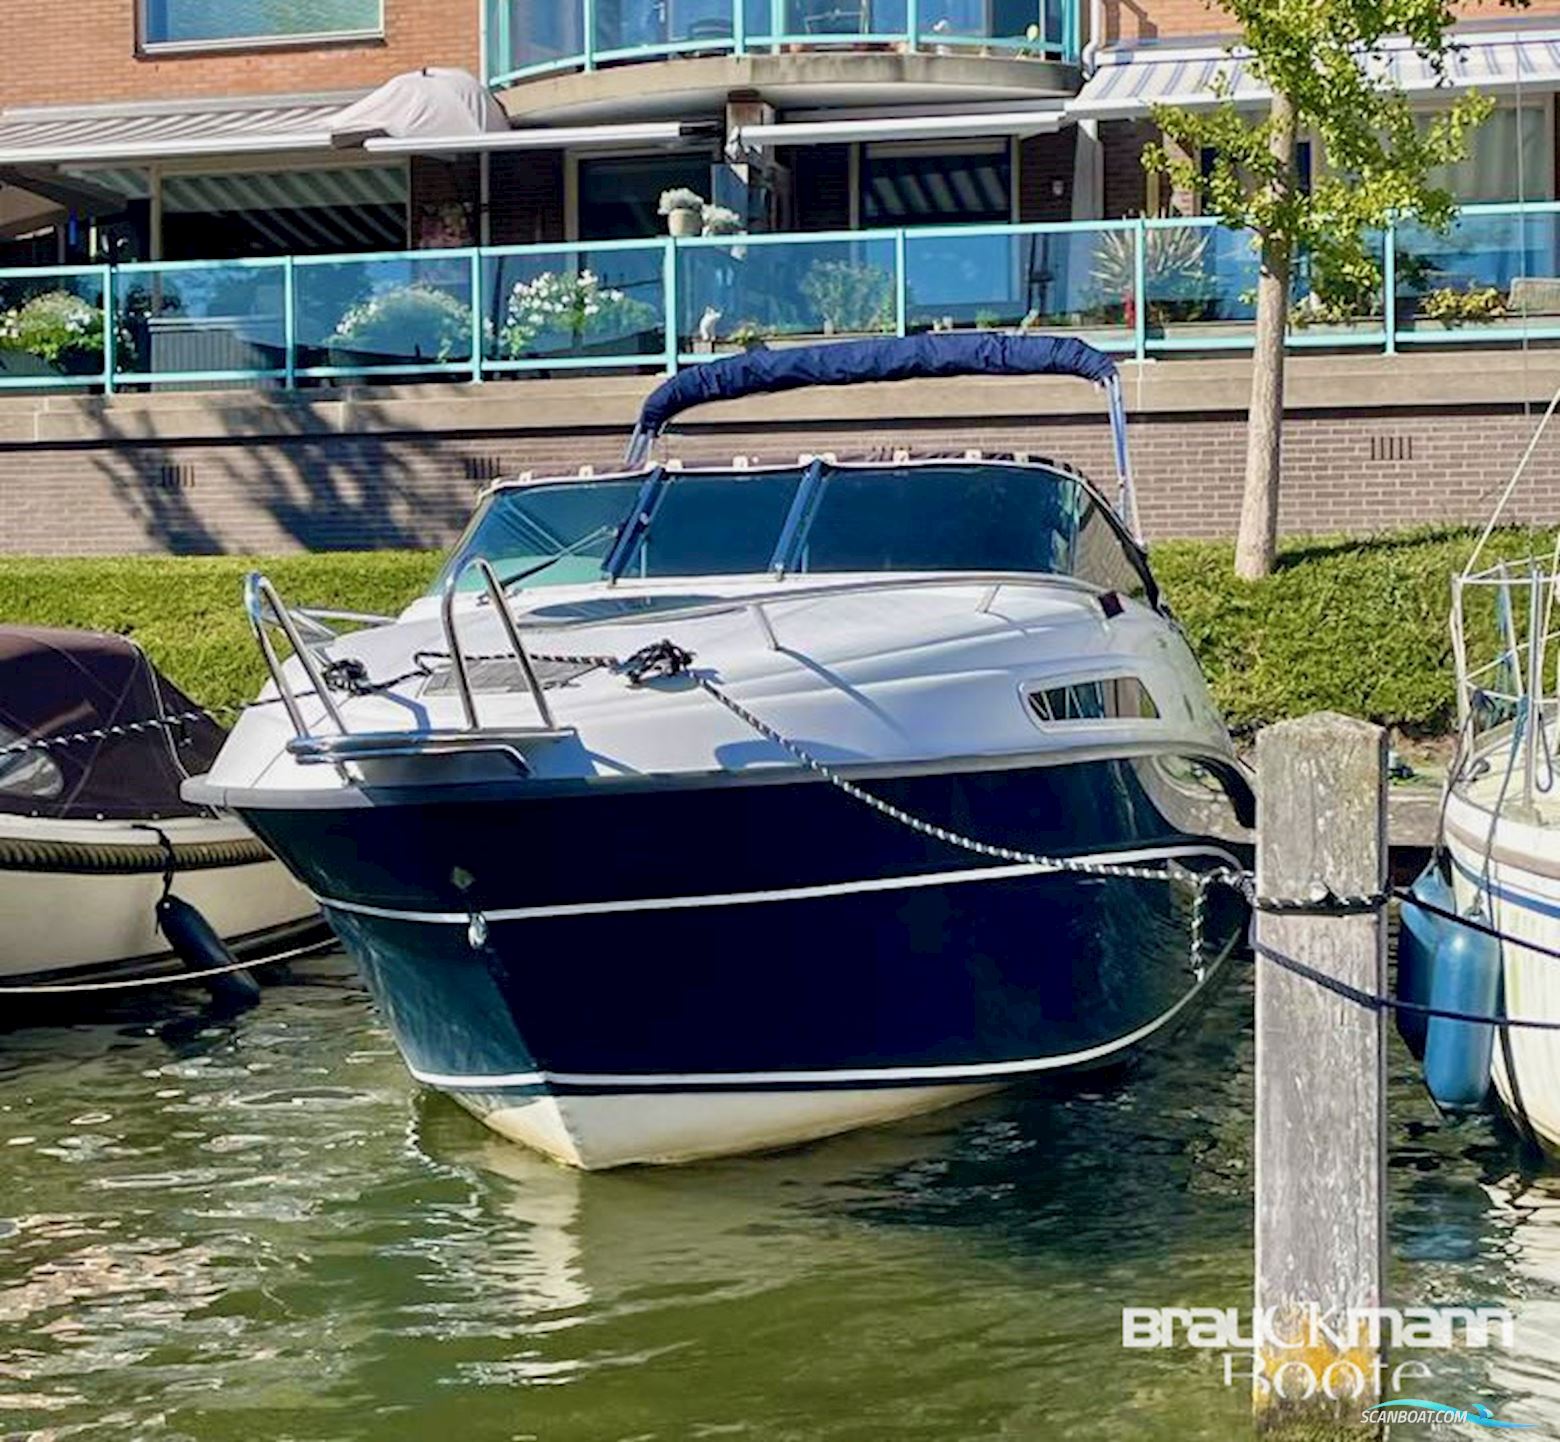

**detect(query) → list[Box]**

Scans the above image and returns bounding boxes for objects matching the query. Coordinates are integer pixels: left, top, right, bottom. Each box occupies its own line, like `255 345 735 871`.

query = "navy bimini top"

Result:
635 332 1119 437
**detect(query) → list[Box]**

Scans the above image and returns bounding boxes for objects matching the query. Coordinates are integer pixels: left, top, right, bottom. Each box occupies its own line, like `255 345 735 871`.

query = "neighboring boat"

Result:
1408 544 1560 1142
186 334 1251 1169
0 626 319 985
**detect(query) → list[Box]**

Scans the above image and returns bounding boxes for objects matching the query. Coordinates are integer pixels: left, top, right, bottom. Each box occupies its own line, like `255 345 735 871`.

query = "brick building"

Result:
0 0 1559 552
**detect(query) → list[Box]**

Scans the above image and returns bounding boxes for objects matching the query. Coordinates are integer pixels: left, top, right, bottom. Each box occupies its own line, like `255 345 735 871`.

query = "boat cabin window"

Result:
440 479 643 592
1026 677 1159 725
620 473 803 578
796 465 1074 577
433 461 1150 598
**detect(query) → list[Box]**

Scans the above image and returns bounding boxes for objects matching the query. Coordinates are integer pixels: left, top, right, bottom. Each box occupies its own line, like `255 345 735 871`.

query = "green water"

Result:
0 957 1556 1441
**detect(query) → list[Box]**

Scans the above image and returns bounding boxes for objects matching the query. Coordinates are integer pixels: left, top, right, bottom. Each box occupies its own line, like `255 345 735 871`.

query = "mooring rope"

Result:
0 934 338 996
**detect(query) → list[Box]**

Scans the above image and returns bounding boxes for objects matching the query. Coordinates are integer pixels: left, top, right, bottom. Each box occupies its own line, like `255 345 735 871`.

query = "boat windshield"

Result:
433 462 1150 599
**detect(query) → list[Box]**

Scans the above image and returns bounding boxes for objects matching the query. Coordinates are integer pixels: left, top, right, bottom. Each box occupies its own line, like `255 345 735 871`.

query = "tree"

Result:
1144 0 1500 579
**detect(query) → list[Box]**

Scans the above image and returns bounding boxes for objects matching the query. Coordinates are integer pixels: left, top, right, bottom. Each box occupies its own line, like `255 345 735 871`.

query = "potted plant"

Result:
0 290 107 377
1418 283 1506 328
499 270 660 361
799 259 895 337
1089 225 1211 335
326 283 473 370
659 188 706 239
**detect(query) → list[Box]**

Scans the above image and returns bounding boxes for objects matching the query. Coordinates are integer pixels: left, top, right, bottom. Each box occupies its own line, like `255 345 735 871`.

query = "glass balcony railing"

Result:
485 0 1080 86
1 205 1557 395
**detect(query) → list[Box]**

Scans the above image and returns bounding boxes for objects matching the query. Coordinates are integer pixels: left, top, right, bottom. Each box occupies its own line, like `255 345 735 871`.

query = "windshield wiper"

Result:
496 523 620 592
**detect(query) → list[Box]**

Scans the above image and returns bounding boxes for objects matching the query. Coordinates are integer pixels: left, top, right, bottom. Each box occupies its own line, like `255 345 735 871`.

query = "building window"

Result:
860 142 1013 226
141 0 383 50
1423 101 1551 203
575 152 713 240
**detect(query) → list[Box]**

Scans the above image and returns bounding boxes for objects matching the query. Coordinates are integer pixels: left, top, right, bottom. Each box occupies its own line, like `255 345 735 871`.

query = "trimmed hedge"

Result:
0 553 440 715
1154 527 1557 735
0 528 1551 733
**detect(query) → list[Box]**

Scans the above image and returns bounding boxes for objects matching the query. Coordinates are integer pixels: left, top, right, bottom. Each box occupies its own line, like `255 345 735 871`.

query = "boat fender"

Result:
1397 864 1454 1061
157 893 262 1012
1422 913 1500 1113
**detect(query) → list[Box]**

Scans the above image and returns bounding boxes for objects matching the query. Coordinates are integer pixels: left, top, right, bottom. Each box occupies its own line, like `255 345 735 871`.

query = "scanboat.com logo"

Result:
1363 1400 1535 1429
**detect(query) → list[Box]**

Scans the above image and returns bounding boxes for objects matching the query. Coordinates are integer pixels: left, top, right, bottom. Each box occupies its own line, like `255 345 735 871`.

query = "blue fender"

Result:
1423 914 1501 1113
1397 866 1454 1061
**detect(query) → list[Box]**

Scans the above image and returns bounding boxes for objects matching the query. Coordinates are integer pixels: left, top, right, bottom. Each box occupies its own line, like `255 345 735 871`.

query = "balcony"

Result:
484 0 1080 88
3 204 1559 397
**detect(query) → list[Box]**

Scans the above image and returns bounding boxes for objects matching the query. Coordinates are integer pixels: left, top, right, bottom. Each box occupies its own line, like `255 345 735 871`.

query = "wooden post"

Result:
1254 713 1388 1434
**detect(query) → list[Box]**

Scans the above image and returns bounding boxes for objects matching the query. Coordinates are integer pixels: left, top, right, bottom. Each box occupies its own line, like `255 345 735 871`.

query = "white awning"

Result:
729 107 1066 150
0 96 354 166
363 121 706 154
1071 25 1560 121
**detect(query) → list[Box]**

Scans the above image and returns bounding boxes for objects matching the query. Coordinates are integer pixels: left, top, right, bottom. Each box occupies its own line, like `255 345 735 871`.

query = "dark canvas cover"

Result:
0 627 226 821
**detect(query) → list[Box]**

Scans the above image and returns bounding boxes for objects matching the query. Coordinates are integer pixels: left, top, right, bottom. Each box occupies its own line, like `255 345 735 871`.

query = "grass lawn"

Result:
0 528 1551 733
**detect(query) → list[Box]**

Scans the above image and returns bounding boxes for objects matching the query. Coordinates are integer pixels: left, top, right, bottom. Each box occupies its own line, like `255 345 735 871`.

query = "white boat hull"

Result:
0 812 317 981
1445 791 1560 1149
463 1084 1001 1170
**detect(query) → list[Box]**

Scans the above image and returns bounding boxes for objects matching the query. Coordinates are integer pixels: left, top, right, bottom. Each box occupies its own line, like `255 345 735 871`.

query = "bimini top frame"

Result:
625 333 1141 540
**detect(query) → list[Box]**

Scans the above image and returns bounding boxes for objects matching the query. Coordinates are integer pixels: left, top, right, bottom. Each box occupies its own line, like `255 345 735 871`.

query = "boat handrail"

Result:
245 572 349 739
1451 561 1560 810
441 557 557 732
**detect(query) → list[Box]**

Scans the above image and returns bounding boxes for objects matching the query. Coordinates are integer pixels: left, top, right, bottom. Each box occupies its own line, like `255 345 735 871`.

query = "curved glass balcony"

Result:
485 0 1079 87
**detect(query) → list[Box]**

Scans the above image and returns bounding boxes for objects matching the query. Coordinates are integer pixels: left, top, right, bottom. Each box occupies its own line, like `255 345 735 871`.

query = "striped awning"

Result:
1071 26 1560 121
0 96 358 166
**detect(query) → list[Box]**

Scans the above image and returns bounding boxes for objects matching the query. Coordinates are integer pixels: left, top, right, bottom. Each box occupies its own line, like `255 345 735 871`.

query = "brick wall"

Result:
0 0 478 107
3 393 1558 555
1018 134 1076 223
1113 0 1560 43
490 151 565 245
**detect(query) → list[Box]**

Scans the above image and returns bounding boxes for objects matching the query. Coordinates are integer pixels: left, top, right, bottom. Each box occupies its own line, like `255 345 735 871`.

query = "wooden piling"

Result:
1254 713 1388 1435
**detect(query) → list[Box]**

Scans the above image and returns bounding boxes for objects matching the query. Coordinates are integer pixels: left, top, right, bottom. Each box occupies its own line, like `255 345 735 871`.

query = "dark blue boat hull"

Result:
235 756 1247 1161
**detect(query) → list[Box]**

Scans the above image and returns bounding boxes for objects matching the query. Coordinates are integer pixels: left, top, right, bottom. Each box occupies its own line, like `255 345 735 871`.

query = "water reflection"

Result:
0 957 1552 1439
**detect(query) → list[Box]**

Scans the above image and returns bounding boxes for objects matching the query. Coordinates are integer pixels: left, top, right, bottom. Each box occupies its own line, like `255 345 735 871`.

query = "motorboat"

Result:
0 626 318 986
186 333 1251 1168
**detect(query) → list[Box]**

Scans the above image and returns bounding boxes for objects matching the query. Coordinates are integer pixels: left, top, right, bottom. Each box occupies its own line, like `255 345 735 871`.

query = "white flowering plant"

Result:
700 204 744 236
0 290 106 365
327 283 473 363
658 187 705 216
498 270 659 358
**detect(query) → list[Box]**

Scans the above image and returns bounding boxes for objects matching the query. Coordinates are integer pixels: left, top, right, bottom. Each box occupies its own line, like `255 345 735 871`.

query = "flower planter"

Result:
667 210 702 239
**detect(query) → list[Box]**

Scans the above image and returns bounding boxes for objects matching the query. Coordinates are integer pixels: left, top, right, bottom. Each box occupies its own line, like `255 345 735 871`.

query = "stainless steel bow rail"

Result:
244 565 576 770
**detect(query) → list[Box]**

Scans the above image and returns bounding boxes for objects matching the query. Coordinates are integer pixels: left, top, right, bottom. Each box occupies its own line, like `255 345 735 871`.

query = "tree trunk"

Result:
1234 91 1297 582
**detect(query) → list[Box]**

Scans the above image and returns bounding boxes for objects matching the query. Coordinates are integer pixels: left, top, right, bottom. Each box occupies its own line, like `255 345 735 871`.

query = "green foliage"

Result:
328 283 473 363
498 270 659 358
800 260 895 335
1142 0 1503 310
1418 282 1507 325
0 291 105 364
1155 526 1558 736
0 553 440 714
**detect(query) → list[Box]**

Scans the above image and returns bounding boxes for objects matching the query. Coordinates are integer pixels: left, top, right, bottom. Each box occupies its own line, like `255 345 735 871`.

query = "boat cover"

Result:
0 627 225 820
634 333 1119 438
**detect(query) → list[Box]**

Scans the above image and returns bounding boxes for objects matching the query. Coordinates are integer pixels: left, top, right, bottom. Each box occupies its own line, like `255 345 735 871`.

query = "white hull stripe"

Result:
405 945 1231 1092
317 843 1244 926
